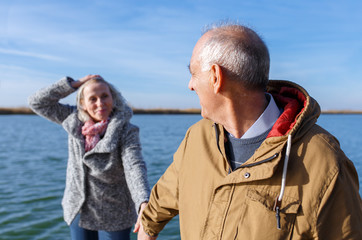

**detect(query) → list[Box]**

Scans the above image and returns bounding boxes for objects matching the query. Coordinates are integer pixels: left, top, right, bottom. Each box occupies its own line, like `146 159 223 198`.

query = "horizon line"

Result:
1 107 362 115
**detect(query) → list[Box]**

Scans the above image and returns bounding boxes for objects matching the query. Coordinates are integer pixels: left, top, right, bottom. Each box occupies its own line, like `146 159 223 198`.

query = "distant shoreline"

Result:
0 107 202 115
1 107 362 115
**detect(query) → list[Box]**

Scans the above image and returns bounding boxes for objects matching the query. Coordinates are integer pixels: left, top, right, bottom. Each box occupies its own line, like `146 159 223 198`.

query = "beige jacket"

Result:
142 80 362 239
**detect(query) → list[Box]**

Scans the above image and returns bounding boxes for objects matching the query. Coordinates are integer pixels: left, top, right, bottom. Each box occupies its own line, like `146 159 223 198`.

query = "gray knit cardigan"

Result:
28 77 150 231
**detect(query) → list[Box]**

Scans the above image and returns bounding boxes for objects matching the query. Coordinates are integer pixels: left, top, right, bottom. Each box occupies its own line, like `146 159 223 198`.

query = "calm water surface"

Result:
0 114 361 240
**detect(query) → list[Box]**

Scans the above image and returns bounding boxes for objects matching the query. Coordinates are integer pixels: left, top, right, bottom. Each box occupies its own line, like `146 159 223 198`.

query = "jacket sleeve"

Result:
121 123 151 213
28 77 77 124
140 130 189 237
316 155 362 239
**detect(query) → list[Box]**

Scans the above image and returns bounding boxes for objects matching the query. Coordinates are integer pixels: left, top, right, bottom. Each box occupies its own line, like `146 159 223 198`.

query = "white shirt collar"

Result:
239 93 281 139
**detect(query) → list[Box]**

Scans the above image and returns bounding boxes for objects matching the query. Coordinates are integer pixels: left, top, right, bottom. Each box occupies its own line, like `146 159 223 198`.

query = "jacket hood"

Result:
265 80 322 228
266 80 321 140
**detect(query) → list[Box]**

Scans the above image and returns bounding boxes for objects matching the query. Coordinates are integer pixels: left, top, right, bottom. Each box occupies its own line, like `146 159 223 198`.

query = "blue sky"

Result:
1 0 361 110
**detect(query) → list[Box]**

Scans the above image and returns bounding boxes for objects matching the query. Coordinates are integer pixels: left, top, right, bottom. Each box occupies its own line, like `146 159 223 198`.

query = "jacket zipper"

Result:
236 153 279 170
213 123 279 173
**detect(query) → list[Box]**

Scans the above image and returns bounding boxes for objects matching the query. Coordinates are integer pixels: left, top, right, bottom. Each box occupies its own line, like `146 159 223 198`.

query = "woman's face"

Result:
81 82 113 122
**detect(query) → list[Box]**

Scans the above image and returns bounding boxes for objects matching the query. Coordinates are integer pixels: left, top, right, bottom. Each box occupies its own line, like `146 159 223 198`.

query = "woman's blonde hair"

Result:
76 78 127 122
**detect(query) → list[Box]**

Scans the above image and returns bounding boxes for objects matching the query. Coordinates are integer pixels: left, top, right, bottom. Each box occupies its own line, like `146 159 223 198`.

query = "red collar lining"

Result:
267 87 307 138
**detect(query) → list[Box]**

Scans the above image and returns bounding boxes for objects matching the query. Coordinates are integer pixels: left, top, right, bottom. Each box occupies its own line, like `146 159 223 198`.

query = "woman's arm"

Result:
28 77 77 124
121 123 151 213
28 75 101 124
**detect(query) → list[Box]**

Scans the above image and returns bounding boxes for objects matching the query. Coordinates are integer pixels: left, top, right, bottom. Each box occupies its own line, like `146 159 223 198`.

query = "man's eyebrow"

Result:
187 64 191 73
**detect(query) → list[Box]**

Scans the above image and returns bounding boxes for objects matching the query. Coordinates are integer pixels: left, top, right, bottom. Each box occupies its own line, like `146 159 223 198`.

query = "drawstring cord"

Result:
279 134 292 202
274 134 292 230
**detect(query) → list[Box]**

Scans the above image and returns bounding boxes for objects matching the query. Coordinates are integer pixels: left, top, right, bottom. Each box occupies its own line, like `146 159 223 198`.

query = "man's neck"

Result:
219 91 268 138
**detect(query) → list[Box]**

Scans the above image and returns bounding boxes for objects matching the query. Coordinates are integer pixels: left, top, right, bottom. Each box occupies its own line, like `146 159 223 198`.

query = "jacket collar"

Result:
214 80 320 186
62 108 132 154
62 112 83 139
89 111 128 154
266 80 320 138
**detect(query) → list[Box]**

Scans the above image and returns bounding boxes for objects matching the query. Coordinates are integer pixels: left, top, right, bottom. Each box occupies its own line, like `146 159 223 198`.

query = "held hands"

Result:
70 74 103 88
134 202 157 240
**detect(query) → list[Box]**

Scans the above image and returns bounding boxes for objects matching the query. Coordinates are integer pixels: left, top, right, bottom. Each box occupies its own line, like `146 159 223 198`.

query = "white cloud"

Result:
0 48 65 61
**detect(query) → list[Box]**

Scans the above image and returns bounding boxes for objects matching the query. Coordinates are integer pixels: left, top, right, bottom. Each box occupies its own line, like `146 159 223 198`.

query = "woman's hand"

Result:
70 74 103 88
134 202 157 240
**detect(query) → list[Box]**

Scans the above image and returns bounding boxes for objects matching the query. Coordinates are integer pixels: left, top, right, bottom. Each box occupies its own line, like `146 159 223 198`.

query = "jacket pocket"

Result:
235 188 300 240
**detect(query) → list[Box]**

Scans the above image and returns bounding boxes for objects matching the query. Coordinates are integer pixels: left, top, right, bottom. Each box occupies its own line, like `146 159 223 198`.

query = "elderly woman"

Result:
28 74 150 240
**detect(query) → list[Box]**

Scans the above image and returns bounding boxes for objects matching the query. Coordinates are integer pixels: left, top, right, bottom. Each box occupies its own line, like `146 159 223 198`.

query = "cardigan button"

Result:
244 172 250 179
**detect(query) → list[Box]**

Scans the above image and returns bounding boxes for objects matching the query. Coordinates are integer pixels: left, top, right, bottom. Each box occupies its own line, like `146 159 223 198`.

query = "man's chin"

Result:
200 110 208 119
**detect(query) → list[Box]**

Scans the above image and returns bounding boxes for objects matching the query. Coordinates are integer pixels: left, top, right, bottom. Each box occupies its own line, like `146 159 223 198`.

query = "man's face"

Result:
188 40 215 119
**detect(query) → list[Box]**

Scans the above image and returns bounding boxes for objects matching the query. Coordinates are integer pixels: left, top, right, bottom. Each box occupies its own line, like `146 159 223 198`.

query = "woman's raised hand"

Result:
70 74 103 88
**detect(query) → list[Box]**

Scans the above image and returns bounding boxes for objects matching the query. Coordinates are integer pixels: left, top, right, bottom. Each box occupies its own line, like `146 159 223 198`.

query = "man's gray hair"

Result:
199 23 270 90
76 78 127 122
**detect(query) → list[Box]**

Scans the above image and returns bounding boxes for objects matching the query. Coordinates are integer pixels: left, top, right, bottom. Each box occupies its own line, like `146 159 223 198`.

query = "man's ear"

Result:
210 64 223 94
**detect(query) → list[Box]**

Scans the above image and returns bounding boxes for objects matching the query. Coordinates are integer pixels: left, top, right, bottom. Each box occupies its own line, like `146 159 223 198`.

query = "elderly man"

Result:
136 23 362 239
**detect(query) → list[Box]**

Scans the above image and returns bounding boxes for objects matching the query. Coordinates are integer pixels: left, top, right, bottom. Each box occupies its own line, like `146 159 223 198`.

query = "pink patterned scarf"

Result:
82 119 109 152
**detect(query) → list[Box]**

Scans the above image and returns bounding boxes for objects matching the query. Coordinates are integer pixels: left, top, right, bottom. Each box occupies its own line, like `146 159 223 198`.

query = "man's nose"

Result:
188 79 194 91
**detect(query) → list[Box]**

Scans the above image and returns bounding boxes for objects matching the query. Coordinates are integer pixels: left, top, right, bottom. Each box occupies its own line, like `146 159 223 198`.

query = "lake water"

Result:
0 114 361 240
